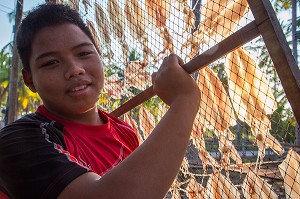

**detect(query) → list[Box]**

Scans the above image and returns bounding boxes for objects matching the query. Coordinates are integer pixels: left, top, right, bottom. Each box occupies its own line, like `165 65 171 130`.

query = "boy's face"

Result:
23 23 104 119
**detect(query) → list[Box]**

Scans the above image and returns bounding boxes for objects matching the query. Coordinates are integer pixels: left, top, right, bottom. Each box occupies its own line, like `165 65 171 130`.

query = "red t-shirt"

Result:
0 105 140 198
37 105 139 175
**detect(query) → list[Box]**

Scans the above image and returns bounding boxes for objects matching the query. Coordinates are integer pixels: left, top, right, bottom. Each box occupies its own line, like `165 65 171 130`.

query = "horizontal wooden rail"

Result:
110 21 261 117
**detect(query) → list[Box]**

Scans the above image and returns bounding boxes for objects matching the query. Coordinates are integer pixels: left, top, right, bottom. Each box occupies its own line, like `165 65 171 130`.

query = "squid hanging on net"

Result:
157 103 169 121
107 0 130 63
103 73 124 100
123 61 151 90
196 67 243 171
180 157 190 176
170 179 183 199
124 0 157 65
82 0 91 14
175 0 196 33
242 169 278 199
181 0 230 59
95 3 114 61
181 0 249 61
197 67 236 131
225 47 284 166
145 0 172 28
191 112 220 173
204 170 241 199
217 132 243 174
86 20 102 57
124 113 144 144
68 0 80 11
187 175 206 199
252 115 284 167
207 0 249 42
139 106 155 139
181 28 206 62
145 0 174 61
278 148 300 198
157 27 174 58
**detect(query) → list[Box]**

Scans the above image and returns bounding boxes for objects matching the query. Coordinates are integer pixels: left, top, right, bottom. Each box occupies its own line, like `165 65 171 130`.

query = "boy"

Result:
0 3 200 199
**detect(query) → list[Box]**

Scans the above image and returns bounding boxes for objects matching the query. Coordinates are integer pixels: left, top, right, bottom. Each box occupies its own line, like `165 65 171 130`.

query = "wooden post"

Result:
292 0 300 145
247 0 300 125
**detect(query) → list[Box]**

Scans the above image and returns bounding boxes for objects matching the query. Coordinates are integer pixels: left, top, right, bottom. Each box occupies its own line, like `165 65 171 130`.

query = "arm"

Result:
59 54 201 199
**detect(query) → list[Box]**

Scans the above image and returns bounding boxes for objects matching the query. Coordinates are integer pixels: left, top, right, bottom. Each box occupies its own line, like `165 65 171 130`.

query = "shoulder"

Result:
0 112 65 147
0 113 88 198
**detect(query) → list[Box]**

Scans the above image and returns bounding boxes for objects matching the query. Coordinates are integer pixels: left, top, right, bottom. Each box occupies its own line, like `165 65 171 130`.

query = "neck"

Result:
43 105 104 125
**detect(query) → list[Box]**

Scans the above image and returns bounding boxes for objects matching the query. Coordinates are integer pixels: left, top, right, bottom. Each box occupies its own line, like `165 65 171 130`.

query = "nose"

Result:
65 60 85 79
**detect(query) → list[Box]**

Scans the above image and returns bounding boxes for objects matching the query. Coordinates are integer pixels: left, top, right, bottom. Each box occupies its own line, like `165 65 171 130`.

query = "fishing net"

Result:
56 0 299 198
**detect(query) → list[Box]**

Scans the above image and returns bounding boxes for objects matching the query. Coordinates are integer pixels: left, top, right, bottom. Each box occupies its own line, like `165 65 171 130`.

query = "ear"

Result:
22 69 37 93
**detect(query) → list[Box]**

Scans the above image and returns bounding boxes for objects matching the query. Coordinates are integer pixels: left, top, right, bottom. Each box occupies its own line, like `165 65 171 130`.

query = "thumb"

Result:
151 72 157 85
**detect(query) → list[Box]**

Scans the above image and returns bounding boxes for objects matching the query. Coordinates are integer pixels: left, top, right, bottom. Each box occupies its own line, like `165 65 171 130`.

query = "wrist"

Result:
171 93 200 113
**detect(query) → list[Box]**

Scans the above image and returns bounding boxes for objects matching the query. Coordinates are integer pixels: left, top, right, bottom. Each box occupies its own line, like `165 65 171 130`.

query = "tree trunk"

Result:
292 0 300 145
7 0 23 124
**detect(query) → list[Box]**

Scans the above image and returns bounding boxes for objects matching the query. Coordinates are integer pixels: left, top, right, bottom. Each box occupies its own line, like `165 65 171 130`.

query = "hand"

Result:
151 54 200 106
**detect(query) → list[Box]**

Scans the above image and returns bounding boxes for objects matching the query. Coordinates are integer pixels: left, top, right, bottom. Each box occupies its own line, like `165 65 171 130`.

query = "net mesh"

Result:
57 0 298 198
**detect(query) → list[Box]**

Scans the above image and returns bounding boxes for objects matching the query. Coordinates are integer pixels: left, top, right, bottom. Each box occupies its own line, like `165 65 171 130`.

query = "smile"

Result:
71 85 88 92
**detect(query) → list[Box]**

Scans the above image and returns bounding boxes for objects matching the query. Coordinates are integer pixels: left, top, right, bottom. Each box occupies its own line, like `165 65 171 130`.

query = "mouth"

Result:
67 80 92 95
71 84 88 92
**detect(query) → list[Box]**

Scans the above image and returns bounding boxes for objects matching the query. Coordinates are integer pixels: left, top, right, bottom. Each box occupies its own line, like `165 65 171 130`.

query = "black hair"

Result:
16 3 96 71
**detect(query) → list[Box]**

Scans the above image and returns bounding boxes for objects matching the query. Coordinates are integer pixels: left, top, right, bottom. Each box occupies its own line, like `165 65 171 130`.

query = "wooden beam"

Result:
111 21 260 117
247 0 300 125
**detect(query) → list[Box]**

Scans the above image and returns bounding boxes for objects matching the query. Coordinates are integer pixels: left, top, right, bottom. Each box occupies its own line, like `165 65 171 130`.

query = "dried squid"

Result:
68 0 80 11
95 3 114 60
225 47 284 165
196 67 242 169
191 112 220 173
82 0 91 14
139 106 155 139
175 0 196 32
145 0 174 61
145 0 172 28
278 148 300 198
124 0 157 65
187 175 206 199
182 0 249 61
124 113 143 144
124 61 151 90
104 73 123 99
204 170 241 199
208 0 249 42
86 20 102 56
107 0 130 63
196 67 236 132
242 169 278 199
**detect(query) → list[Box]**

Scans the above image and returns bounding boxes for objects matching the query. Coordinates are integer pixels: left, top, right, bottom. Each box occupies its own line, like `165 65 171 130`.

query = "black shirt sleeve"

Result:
0 115 89 199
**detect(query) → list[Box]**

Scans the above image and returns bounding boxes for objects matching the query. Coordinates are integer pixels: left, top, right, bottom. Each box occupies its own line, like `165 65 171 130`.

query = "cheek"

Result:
92 61 105 89
100 69 105 87
33 72 62 94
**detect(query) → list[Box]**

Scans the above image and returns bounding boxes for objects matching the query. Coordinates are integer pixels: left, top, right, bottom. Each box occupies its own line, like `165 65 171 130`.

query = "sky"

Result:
0 0 44 49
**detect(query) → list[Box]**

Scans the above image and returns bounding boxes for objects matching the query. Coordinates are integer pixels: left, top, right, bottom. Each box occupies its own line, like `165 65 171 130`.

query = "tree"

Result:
7 0 23 123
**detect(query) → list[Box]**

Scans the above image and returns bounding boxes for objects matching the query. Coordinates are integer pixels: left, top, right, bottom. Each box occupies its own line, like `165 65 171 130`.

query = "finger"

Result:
161 56 169 68
176 55 185 67
167 54 181 66
151 72 157 85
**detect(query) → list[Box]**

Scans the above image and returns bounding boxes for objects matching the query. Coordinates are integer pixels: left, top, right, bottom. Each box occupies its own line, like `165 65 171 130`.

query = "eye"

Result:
41 59 59 67
78 51 93 57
